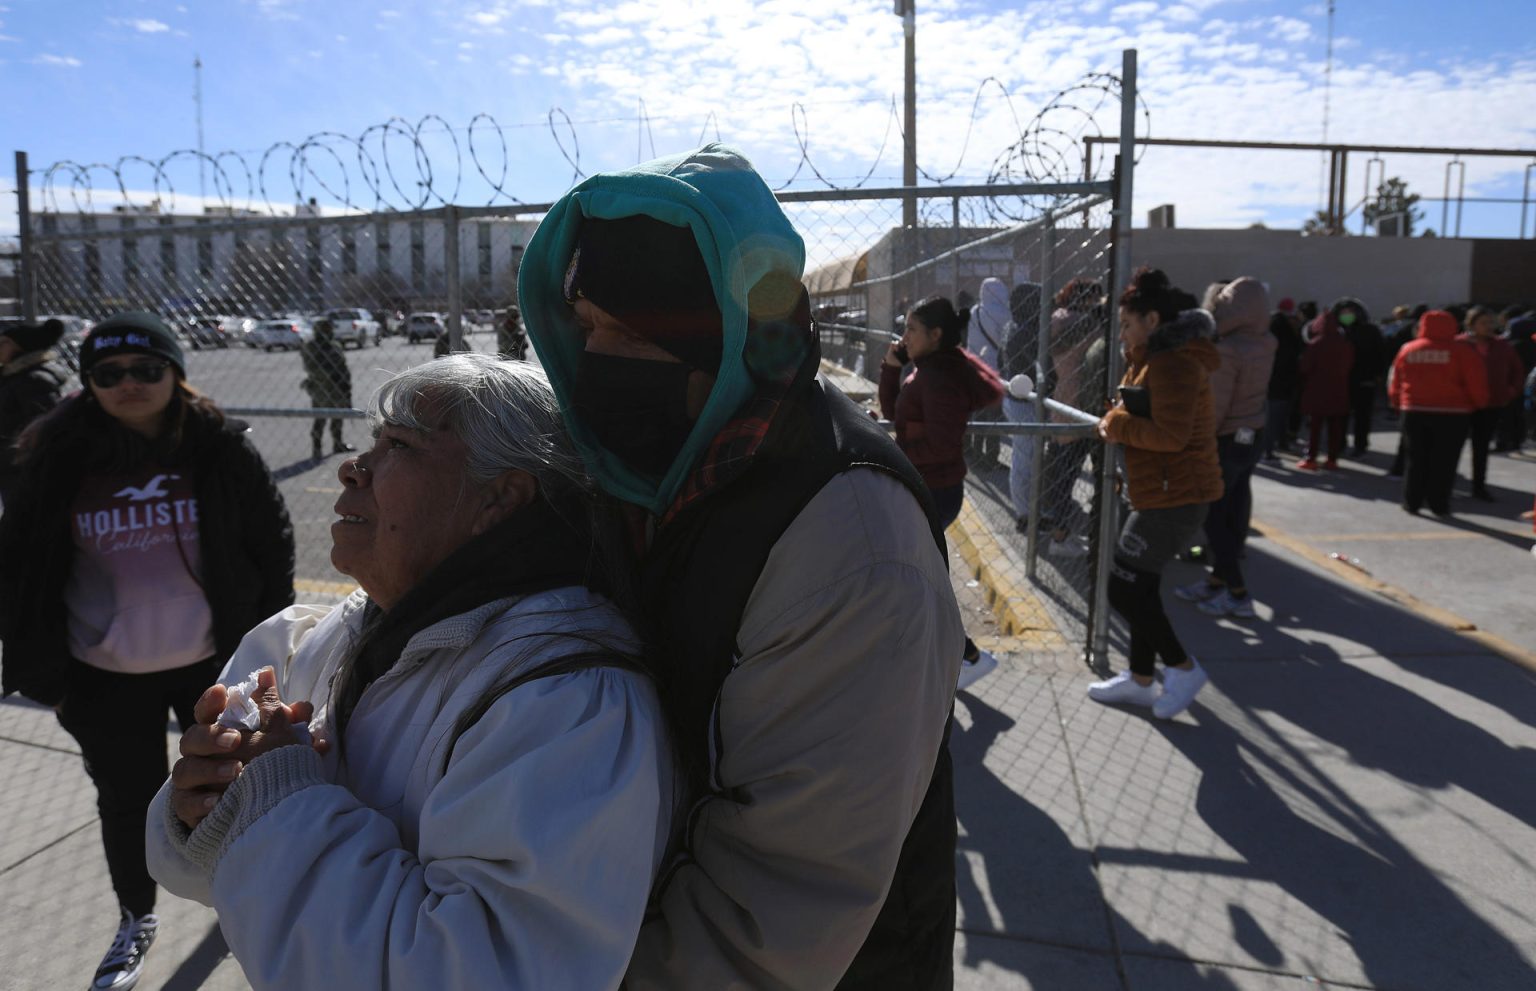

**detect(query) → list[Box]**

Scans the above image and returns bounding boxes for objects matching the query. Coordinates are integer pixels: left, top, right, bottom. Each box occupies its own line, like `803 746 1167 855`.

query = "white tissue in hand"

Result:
217 673 264 731
1007 373 1034 400
215 672 313 745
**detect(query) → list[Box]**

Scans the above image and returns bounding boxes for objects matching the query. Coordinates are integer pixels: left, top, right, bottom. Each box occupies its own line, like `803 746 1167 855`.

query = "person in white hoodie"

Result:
146 353 675 991
966 276 1012 467
1175 277 1276 618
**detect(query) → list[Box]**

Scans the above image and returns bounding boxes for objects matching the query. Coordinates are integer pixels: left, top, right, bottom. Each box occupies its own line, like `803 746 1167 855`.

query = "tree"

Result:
1301 210 1347 237
1363 176 1424 237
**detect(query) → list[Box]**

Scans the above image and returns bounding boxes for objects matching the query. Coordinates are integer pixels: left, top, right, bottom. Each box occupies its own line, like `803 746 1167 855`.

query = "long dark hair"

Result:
910 294 970 350
1118 267 1198 325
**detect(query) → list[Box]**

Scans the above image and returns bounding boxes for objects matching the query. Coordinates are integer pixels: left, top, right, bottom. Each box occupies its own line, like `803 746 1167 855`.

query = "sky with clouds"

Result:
3 0 1535 241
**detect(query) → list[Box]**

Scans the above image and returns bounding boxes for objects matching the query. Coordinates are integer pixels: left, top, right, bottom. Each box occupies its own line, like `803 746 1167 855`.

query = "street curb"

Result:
949 501 1069 648
1251 518 1536 675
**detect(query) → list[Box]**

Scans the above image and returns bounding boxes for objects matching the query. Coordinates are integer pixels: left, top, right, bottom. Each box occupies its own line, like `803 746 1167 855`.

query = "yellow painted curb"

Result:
948 501 1069 649
1251 519 1536 674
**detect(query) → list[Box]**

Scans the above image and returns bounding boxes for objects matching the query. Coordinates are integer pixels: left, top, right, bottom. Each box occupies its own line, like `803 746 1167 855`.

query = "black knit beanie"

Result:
563 215 724 372
80 311 186 376
0 318 64 353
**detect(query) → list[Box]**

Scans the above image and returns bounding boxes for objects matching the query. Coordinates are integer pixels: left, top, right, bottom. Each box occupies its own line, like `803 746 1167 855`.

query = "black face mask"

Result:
573 351 698 479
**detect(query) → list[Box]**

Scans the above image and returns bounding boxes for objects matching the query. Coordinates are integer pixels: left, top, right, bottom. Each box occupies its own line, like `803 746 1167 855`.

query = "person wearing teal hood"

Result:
520 144 965 990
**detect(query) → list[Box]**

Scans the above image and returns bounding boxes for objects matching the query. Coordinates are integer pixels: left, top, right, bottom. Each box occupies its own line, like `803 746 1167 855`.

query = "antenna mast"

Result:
1318 2 1335 212
194 55 206 202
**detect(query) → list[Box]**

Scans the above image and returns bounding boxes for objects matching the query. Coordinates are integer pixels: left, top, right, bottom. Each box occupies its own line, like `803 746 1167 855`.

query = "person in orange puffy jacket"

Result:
1387 310 1490 516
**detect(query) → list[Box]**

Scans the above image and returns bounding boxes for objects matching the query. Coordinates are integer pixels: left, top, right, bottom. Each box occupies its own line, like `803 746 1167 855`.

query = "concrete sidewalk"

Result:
4 444 1536 988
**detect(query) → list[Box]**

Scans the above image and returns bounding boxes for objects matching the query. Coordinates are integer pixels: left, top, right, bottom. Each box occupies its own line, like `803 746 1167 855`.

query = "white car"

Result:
324 308 382 349
249 319 313 352
405 312 446 344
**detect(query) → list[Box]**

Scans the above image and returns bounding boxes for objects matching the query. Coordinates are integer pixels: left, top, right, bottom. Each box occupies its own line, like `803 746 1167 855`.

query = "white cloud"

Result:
130 18 170 33
1268 16 1310 43
1111 2 1159 21
34 53 81 67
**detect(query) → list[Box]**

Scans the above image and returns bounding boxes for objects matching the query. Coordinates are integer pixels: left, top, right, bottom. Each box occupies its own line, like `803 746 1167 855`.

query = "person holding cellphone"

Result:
1091 270 1222 719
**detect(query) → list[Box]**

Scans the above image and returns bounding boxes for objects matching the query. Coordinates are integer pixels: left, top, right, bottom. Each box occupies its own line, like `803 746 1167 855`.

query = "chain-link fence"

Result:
23 204 548 601
20 182 1120 665
790 187 1118 670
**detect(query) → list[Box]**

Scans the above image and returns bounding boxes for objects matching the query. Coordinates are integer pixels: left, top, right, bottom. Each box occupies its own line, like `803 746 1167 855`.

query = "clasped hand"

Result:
170 666 325 830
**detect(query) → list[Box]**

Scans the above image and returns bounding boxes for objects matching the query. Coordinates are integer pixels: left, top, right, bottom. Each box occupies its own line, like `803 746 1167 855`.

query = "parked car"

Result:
248 319 313 352
324 307 382 349
186 315 255 350
405 312 446 344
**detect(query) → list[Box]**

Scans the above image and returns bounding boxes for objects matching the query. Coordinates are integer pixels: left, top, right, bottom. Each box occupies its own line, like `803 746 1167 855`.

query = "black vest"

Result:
642 371 957 990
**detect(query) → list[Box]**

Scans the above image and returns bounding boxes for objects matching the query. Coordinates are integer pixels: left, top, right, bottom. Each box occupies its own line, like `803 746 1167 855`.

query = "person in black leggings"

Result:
1089 269 1223 720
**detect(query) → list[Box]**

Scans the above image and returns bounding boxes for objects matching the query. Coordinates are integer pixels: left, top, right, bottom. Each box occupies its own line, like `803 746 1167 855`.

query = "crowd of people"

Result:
1 139 1533 991
2 145 965 991
931 265 1535 717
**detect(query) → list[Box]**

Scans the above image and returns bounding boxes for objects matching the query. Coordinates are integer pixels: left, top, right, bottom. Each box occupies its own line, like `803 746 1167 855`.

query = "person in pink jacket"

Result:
1388 310 1490 516
1458 305 1524 501
1296 310 1354 470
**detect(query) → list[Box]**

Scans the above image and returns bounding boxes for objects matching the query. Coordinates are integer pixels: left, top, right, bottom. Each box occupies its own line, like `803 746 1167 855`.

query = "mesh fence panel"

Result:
30 207 543 601
788 193 1116 669
28 191 1115 657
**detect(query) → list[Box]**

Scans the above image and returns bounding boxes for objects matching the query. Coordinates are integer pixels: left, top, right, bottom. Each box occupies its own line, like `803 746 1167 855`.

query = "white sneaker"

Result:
1087 671 1159 707
1196 589 1257 618
1174 580 1223 602
93 909 158 991
1152 660 1209 719
956 650 998 691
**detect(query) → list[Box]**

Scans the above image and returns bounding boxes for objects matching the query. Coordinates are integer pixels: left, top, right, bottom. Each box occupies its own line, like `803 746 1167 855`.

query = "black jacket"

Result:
0 406 295 705
0 350 71 503
1267 313 1304 400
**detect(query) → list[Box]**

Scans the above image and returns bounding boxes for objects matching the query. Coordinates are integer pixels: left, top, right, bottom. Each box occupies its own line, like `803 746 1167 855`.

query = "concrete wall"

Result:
1130 228 1475 318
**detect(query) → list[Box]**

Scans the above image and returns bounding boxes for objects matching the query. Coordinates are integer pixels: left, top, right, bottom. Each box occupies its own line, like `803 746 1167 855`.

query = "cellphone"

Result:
891 334 910 364
1117 384 1152 418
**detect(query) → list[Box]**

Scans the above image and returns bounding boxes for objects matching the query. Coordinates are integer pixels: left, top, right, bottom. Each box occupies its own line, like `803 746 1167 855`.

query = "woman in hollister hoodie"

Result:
881 293 1005 688
0 312 294 991
1387 309 1490 516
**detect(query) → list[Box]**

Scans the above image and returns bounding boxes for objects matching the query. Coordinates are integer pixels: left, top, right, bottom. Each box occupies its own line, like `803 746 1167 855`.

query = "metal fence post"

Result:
444 205 463 350
1025 210 1054 580
1090 48 1137 673
15 151 36 322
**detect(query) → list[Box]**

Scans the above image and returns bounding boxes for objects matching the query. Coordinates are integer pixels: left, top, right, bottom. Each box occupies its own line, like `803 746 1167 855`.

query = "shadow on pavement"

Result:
160 924 233 991
951 690 1244 989
1141 545 1535 986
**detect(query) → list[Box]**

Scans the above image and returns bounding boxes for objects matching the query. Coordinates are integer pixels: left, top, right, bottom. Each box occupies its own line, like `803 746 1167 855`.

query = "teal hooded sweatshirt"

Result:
518 144 807 516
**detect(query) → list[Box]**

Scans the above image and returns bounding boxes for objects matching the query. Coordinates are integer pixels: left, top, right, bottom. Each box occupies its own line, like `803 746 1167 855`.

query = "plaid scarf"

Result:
658 308 817 528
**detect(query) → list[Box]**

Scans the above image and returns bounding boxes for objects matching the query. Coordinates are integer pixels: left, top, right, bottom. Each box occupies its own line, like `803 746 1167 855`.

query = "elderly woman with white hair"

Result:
145 353 675 991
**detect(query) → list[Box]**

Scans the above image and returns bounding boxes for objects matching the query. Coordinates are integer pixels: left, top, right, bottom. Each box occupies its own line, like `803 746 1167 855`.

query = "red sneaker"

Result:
1296 458 1320 470
1323 458 1339 470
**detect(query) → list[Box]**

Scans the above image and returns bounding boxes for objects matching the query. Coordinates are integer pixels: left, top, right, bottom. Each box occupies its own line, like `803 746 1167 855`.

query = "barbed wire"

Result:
29 71 1150 224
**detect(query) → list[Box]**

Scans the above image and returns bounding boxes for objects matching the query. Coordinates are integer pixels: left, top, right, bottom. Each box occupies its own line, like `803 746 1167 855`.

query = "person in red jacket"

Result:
1388 310 1490 516
1296 310 1354 469
1459 305 1524 501
881 293 1005 688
